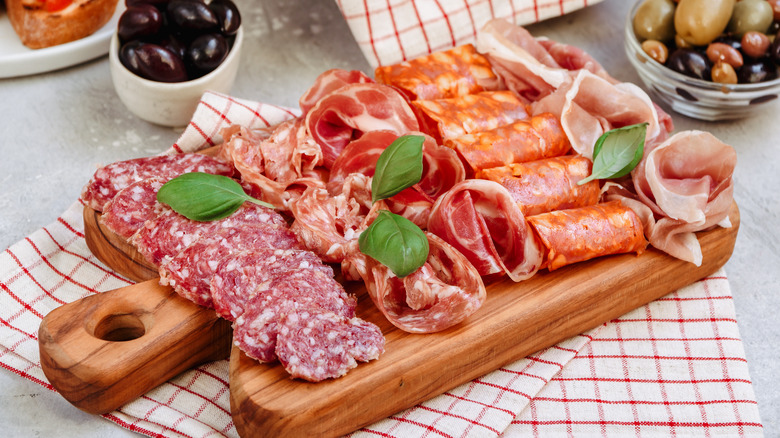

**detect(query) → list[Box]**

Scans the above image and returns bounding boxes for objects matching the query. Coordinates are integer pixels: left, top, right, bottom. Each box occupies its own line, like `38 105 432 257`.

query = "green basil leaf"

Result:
157 172 274 221
358 210 429 278
371 135 425 203
578 123 647 185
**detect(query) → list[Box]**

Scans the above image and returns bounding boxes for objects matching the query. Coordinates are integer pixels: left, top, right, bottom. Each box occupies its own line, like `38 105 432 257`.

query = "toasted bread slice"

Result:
6 0 119 49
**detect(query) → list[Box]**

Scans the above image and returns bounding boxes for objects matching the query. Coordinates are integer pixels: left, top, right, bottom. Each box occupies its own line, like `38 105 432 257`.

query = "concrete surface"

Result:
0 0 777 436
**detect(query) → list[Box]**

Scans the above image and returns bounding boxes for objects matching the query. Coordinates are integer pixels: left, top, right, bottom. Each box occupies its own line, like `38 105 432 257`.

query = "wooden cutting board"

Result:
38 202 740 437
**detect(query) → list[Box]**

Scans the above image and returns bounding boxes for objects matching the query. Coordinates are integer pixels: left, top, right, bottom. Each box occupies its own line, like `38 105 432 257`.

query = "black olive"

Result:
185 33 229 78
118 5 164 43
209 0 241 36
771 32 780 66
121 42 189 82
738 59 778 83
167 0 219 35
667 48 713 80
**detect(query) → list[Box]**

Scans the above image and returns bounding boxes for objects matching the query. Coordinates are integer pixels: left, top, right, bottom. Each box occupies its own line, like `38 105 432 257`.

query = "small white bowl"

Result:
109 27 243 127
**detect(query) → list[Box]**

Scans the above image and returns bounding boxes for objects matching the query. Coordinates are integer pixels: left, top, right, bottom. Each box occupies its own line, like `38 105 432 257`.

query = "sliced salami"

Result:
81 153 234 212
276 310 384 381
232 268 356 362
130 202 286 267
159 225 302 308
100 177 165 240
210 247 336 321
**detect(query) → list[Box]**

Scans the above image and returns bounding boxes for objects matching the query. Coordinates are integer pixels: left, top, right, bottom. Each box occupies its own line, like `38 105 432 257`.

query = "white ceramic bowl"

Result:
624 1 780 121
109 27 243 127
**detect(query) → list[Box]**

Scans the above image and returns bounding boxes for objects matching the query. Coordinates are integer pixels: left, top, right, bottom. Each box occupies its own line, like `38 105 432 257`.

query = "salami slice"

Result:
232 268 356 362
275 310 384 381
527 201 648 271
476 155 600 216
410 91 530 143
210 248 336 321
159 225 302 308
130 203 286 267
444 113 570 172
81 153 234 212
100 177 165 240
374 44 500 101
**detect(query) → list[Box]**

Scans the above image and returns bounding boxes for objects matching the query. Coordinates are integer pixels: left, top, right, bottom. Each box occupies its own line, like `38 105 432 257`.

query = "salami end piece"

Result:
527 201 648 271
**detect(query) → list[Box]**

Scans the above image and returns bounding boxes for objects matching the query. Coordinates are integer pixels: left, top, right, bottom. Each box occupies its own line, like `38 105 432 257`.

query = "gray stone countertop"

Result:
1 0 777 436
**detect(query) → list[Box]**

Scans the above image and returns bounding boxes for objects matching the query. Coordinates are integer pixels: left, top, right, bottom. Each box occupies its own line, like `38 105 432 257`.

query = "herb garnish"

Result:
157 172 274 221
359 134 429 277
578 122 647 185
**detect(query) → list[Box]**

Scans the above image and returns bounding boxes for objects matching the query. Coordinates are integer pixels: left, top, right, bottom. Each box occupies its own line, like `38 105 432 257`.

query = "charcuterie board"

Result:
38 197 739 437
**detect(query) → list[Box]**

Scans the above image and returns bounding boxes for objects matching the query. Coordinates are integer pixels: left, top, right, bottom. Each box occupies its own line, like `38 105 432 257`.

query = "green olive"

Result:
633 0 677 42
727 0 774 37
675 0 736 46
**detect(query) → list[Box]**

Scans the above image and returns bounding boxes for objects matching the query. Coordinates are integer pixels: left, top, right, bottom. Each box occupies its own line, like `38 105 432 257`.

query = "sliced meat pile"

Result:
81 155 384 382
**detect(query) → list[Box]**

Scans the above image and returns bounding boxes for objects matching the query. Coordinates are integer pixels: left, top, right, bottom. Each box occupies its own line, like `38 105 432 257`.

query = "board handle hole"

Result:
94 314 146 342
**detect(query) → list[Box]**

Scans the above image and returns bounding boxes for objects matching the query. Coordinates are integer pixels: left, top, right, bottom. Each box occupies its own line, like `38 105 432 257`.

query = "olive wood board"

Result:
38 202 739 437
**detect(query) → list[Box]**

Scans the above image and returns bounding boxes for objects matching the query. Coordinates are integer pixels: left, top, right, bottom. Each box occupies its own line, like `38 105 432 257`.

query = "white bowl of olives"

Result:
109 0 243 127
625 0 780 120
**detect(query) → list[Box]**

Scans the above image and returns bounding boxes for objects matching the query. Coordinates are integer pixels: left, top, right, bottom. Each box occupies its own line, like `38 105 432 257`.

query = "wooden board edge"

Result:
228 202 740 437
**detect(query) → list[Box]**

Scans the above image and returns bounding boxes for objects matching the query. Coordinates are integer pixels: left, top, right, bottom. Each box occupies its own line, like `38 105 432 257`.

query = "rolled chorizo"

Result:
527 201 648 271
374 44 500 101
444 113 570 172
411 91 530 143
476 155 599 216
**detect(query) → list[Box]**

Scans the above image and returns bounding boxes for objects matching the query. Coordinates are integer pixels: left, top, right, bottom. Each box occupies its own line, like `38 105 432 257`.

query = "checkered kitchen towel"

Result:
0 90 763 437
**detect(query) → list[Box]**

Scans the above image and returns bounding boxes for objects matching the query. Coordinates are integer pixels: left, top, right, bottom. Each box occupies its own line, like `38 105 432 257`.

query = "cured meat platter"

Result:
38 200 739 437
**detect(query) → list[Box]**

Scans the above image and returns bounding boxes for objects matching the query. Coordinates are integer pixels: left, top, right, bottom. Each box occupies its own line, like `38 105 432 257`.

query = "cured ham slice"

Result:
81 153 234 212
476 155 600 216
374 44 500 101
606 131 736 266
411 90 530 143
444 112 570 172
298 69 374 116
220 121 326 210
427 179 543 281
159 226 302 308
305 82 420 169
349 232 487 333
527 201 648 271
100 177 165 240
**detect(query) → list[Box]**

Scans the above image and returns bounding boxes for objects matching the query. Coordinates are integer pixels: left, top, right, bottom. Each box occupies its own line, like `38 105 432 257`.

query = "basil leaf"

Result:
578 123 647 185
157 172 274 221
371 135 425 203
358 210 429 278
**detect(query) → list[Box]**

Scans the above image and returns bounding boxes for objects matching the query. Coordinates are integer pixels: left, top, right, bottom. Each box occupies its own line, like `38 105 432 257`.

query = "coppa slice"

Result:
210 248 335 321
159 225 302 308
232 268 357 363
81 153 234 212
129 202 286 267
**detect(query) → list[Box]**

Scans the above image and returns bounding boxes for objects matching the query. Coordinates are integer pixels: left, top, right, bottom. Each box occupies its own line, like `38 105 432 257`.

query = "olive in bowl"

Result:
109 0 243 127
625 0 780 121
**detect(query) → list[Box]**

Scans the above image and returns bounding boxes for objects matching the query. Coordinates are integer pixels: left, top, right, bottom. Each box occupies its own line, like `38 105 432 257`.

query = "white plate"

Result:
0 4 125 79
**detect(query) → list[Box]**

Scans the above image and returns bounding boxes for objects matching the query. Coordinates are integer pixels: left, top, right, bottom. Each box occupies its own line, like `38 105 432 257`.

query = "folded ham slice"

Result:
298 69 374 116
606 131 736 266
427 179 543 282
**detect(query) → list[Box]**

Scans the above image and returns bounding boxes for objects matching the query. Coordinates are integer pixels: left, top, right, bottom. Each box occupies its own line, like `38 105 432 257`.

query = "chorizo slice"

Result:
527 201 648 271
374 44 500 101
476 155 599 216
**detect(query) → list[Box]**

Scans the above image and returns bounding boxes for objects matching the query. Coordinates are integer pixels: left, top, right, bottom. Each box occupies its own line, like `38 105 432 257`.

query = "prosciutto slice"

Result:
349 231 487 333
305 82 420 168
221 120 326 210
607 131 736 266
427 179 543 282
298 69 374 116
